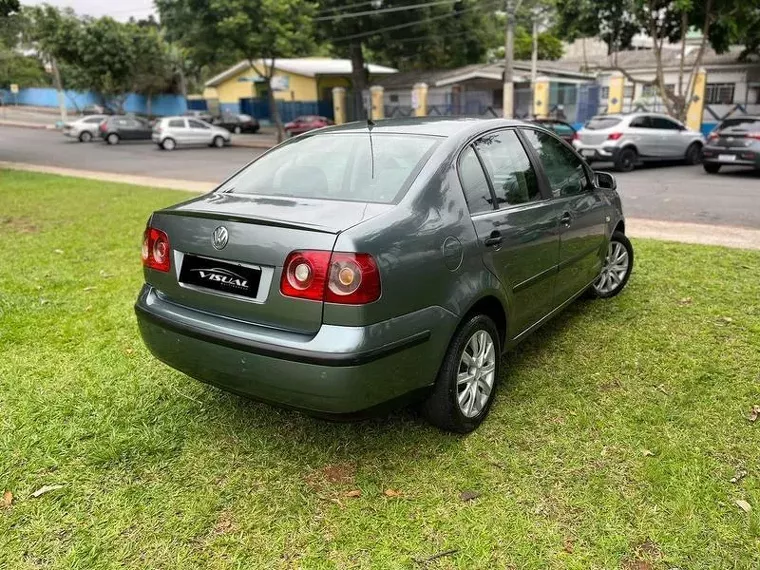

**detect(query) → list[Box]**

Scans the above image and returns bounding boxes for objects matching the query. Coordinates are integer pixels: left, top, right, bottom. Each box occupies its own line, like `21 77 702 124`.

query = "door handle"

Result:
560 211 572 227
484 230 503 248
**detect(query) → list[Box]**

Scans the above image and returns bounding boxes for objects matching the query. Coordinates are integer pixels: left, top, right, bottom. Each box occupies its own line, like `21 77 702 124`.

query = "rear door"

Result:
167 118 190 144
188 119 212 144
520 128 608 305
628 115 657 155
461 129 559 334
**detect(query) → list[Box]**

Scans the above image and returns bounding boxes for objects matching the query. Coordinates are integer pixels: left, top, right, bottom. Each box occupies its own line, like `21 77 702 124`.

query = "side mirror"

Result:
595 171 617 191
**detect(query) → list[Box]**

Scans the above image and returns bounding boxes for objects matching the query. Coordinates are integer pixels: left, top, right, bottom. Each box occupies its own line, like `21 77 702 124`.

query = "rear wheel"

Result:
213 136 225 148
106 133 120 145
588 231 634 299
161 137 176 151
79 131 93 143
614 147 637 172
703 162 721 174
685 142 702 165
422 314 501 433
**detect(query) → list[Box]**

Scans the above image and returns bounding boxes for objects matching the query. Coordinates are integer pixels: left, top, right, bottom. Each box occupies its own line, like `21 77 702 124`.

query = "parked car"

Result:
184 110 215 123
99 115 153 145
62 115 107 142
530 118 576 144
284 115 334 137
573 112 704 172
213 113 260 134
702 115 760 174
82 104 115 116
152 116 231 150
135 118 633 433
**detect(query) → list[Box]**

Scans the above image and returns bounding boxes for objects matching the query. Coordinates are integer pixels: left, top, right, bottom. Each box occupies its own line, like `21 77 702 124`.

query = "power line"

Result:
329 0 498 43
316 1 377 16
315 0 455 22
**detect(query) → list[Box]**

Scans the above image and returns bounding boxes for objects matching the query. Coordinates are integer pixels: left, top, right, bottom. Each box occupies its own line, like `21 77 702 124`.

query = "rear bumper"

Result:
573 143 621 163
702 147 760 167
134 285 456 414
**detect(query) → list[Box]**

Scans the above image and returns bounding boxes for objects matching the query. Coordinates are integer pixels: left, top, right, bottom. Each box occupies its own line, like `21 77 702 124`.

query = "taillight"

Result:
747 132 760 140
142 227 171 272
607 132 623 140
280 251 380 304
708 131 719 141
572 132 579 141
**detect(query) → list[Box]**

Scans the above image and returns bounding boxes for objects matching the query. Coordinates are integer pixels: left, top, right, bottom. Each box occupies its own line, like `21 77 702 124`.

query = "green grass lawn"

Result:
1 169 759 570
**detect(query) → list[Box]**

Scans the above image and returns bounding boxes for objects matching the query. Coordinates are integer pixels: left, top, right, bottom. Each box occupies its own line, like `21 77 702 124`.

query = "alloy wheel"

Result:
457 330 496 418
594 240 629 295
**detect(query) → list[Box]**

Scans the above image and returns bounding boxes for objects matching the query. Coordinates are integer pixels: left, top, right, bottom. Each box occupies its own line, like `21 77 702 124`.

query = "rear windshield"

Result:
720 118 760 130
218 133 440 203
585 117 622 130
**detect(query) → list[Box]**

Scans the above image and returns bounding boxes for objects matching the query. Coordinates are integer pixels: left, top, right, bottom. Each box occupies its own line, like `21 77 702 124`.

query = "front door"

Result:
460 129 559 335
652 115 687 157
520 128 608 305
187 119 212 144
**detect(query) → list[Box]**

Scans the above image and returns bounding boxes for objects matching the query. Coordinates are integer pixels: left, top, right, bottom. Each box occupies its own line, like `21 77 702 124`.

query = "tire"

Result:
685 142 702 165
588 231 634 299
161 137 176 151
422 314 501 433
703 162 721 174
106 133 120 145
234 126 242 134
79 131 93 143
213 136 225 148
614 147 637 172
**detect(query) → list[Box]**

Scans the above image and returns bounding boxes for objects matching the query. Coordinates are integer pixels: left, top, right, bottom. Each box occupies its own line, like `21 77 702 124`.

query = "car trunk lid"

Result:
145 193 391 334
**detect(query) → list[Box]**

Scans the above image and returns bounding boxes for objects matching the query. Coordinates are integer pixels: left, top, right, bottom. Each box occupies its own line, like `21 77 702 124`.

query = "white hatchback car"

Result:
152 116 231 150
62 115 107 142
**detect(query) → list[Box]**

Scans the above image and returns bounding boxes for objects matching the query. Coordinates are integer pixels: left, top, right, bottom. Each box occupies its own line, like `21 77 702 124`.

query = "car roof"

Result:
316 117 527 138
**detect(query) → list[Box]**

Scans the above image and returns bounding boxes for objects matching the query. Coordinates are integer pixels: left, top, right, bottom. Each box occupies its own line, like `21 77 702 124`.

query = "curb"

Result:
231 137 276 150
0 120 55 130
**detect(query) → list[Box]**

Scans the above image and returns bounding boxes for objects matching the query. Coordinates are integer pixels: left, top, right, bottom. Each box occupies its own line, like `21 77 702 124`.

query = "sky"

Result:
23 0 156 21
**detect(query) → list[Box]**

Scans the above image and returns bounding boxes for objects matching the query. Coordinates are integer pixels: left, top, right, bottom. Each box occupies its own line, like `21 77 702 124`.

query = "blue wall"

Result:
9 87 187 116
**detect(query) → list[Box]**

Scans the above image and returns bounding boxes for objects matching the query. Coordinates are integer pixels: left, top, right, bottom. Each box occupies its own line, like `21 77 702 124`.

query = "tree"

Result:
132 27 179 117
555 0 642 59
156 0 316 141
0 0 19 19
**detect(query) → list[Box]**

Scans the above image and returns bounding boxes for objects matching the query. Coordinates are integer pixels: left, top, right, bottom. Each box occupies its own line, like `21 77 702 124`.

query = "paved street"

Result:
0 126 264 183
1 126 759 228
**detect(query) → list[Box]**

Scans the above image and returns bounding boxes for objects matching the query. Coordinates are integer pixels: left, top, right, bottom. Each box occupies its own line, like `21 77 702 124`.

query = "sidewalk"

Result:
2 161 760 251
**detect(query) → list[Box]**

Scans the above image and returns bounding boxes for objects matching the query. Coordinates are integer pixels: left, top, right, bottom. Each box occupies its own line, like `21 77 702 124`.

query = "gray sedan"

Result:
135 118 633 432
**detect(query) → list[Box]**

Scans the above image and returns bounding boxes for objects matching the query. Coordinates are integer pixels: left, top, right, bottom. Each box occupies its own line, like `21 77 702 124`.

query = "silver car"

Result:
152 116 231 150
62 115 107 142
573 113 704 172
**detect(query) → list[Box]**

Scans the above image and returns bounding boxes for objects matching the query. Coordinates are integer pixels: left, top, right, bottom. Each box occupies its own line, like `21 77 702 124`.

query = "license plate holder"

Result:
179 254 261 299
718 153 737 162
582 149 596 157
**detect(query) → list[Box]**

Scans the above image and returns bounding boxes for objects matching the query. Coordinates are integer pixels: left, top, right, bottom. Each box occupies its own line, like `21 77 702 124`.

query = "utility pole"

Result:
530 8 539 86
50 57 67 123
502 0 516 118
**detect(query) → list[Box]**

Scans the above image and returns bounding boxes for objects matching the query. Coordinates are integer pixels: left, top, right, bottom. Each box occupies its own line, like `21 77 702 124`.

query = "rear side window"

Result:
629 116 653 128
522 129 588 198
168 119 185 128
85 117 103 124
217 133 440 204
586 117 621 130
458 146 493 214
474 130 540 207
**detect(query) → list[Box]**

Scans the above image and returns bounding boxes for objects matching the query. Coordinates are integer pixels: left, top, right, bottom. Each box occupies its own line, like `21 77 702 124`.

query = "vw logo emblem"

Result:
212 226 229 250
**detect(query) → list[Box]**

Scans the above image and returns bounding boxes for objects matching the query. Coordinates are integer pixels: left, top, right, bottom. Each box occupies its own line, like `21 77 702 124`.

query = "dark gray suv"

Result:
135 118 633 433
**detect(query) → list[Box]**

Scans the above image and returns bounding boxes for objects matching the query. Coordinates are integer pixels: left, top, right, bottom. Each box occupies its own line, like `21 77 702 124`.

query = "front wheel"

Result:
106 133 119 145
422 314 501 433
685 142 702 165
213 136 225 148
614 148 637 172
703 163 721 174
79 131 93 143
588 231 634 299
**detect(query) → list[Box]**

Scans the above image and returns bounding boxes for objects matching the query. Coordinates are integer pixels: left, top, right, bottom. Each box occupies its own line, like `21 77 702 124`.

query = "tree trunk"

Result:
251 58 285 142
678 10 687 98
681 0 713 122
349 42 367 120
146 93 152 119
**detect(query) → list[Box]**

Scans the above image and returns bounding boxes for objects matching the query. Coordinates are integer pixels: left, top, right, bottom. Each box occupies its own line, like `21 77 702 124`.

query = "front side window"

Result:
217 133 439 204
458 146 493 215
522 129 588 198
188 119 209 129
652 117 681 130
473 130 540 207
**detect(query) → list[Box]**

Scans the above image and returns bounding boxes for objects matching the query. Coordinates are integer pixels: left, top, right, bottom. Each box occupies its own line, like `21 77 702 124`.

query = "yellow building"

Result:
203 57 397 119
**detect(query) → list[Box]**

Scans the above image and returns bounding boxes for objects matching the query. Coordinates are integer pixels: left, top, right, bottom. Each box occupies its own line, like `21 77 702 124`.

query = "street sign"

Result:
10 84 19 94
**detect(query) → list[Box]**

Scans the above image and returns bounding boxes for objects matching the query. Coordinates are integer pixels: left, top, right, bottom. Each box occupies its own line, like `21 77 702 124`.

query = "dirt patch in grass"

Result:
304 462 356 491
1 216 38 233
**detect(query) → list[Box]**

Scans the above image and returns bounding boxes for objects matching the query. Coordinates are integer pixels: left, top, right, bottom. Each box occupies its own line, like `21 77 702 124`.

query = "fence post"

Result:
607 72 624 114
686 67 707 132
533 76 550 118
370 85 384 120
332 87 346 125
412 82 428 117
